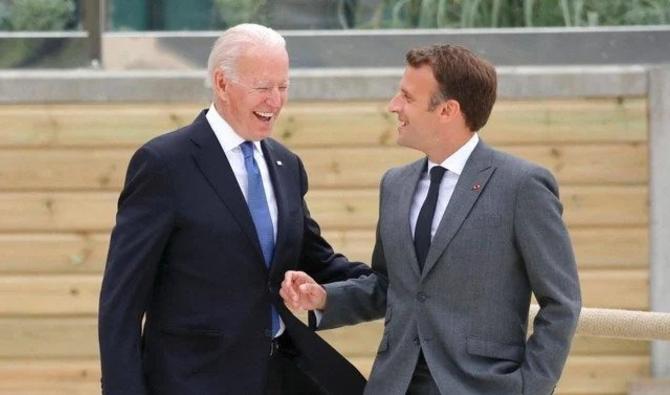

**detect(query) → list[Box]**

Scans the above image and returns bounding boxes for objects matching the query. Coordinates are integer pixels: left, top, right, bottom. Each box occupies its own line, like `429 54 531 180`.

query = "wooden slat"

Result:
0 192 118 232
570 337 649 356
0 318 98 358
579 270 648 310
0 317 648 359
0 269 644 315
320 317 650 359
556 355 649 394
0 150 130 191
0 99 646 148
307 186 648 230
0 356 646 395
0 275 100 315
0 186 647 232
347 355 649 394
570 227 648 269
0 359 100 384
324 227 649 270
0 143 646 191
485 98 647 144
0 226 646 275
0 233 109 274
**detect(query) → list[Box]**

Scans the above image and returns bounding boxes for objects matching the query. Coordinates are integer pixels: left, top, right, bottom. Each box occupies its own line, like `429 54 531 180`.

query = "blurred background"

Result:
1 1 670 394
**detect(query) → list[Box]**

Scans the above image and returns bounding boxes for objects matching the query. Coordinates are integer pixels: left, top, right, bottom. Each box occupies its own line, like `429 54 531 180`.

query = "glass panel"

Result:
0 0 81 31
105 0 670 31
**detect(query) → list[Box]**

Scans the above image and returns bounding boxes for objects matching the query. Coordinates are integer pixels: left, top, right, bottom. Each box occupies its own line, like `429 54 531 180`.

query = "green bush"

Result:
1 0 76 31
354 0 670 28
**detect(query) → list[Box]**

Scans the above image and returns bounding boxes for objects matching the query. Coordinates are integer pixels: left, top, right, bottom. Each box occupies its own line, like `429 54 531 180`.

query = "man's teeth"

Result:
400 121 408 127
254 111 273 120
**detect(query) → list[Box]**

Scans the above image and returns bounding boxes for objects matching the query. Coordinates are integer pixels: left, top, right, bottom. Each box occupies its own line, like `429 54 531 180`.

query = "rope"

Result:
529 305 670 341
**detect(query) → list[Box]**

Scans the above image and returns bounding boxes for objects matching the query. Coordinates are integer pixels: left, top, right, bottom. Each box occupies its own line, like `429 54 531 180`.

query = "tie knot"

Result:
240 141 255 159
429 166 447 183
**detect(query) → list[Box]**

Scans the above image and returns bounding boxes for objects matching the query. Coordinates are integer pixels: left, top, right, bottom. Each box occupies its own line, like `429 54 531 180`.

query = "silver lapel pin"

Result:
276 160 283 166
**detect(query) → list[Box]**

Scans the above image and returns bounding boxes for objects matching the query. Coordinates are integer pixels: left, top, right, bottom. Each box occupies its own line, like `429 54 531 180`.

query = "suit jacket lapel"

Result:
421 140 496 278
393 159 426 278
261 140 291 277
189 111 265 264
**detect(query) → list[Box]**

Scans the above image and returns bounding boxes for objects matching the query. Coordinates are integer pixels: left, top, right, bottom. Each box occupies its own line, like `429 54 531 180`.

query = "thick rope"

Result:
529 305 670 341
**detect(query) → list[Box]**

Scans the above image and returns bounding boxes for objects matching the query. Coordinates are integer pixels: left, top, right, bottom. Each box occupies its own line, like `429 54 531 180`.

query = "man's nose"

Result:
387 94 400 112
266 87 283 108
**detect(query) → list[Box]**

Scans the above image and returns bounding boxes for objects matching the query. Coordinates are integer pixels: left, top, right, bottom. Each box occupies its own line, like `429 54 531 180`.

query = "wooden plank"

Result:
0 149 130 191
0 356 648 395
324 227 649 270
579 270 648 310
0 275 101 315
570 227 648 269
0 186 647 232
0 233 109 274
307 186 648 230
556 355 649 394
0 99 646 148
0 318 648 360
0 270 644 316
0 359 100 384
0 227 645 276
486 98 647 144
0 318 98 358
0 143 646 191
346 355 649 394
0 192 118 232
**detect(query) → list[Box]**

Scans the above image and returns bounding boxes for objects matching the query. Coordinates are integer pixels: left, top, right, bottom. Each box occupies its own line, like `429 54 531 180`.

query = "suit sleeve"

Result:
316 172 391 330
514 167 581 395
98 146 175 395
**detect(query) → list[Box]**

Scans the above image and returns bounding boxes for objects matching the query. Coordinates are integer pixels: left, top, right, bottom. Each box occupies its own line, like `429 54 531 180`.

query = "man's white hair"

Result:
207 23 286 85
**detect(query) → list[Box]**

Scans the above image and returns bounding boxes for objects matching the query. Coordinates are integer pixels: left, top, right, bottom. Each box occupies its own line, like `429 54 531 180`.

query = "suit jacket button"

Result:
416 292 427 302
413 337 420 345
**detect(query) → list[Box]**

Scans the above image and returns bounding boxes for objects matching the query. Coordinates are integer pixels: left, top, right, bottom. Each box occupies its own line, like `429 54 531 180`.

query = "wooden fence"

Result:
0 96 651 394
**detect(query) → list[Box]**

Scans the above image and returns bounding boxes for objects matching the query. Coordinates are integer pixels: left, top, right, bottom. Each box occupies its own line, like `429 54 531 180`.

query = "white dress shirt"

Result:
410 133 480 240
206 103 284 335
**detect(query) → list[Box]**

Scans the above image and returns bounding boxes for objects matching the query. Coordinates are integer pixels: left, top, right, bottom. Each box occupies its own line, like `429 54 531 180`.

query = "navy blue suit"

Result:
99 110 370 395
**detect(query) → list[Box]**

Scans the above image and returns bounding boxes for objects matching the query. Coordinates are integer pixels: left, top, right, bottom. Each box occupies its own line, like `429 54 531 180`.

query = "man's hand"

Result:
280 270 327 311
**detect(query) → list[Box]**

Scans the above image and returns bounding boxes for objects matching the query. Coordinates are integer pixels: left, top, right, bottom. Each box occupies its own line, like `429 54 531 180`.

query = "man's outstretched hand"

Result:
280 270 327 311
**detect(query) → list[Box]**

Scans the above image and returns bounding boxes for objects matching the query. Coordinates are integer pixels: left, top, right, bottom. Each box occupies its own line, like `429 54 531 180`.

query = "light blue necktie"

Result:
240 141 280 336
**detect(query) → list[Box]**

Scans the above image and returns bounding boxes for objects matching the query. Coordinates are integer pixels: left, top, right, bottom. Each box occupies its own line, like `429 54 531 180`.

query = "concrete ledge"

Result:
0 66 647 103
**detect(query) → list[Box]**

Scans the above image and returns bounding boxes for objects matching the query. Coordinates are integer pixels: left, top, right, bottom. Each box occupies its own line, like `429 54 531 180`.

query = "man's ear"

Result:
213 69 228 102
439 99 460 122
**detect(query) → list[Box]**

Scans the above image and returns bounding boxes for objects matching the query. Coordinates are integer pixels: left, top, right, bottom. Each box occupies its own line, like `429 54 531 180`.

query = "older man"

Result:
98 24 369 395
281 44 581 395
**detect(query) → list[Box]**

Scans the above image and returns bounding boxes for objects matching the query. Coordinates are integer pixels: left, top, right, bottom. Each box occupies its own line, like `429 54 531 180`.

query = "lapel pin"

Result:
472 184 481 191
276 160 283 166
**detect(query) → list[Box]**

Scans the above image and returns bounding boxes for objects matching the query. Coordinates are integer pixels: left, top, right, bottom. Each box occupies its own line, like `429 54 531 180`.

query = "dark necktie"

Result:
240 141 280 335
414 166 447 271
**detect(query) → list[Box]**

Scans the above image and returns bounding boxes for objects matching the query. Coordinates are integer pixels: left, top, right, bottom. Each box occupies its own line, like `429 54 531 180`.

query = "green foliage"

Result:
1 0 76 31
214 0 266 27
353 0 670 29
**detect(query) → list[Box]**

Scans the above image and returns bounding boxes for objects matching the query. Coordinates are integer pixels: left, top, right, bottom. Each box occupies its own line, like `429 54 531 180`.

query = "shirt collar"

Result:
206 103 262 153
427 133 479 176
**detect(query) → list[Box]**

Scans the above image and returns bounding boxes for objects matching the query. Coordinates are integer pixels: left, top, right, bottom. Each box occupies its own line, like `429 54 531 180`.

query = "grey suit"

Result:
319 140 581 395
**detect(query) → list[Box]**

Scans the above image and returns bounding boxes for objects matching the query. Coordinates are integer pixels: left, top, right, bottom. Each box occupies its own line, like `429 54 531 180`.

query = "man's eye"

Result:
255 87 272 92
278 86 288 92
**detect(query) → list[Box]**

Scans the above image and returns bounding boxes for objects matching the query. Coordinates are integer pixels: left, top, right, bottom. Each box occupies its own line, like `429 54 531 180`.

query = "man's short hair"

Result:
207 23 286 86
406 44 497 132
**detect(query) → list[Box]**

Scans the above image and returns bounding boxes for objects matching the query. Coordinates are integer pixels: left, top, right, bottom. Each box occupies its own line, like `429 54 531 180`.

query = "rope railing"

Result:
529 305 670 341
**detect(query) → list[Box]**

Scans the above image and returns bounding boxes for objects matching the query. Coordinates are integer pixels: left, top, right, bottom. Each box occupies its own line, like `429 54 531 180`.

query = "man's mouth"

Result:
398 119 408 127
254 111 274 122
